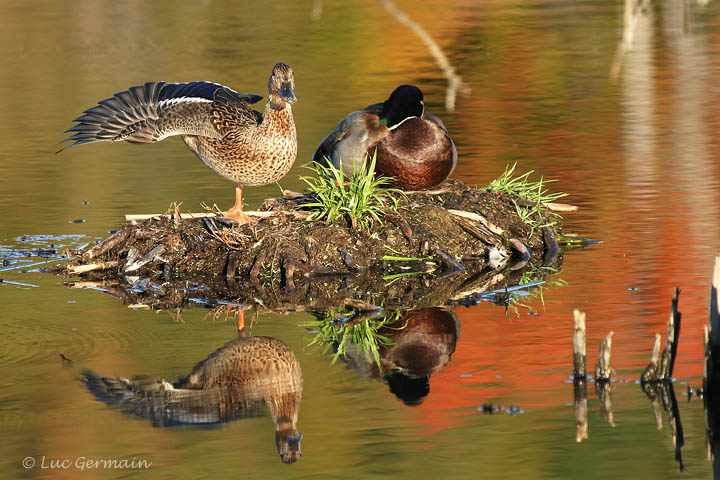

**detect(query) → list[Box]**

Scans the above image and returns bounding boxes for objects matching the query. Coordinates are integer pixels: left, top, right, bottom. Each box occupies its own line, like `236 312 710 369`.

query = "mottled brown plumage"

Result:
61 62 298 224
313 85 456 190
80 335 303 463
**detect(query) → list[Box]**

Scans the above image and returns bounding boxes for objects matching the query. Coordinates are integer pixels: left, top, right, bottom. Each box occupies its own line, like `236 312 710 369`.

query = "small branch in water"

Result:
378 0 470 112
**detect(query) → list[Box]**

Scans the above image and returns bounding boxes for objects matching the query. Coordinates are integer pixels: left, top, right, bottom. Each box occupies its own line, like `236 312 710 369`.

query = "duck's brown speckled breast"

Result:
182 106 297 187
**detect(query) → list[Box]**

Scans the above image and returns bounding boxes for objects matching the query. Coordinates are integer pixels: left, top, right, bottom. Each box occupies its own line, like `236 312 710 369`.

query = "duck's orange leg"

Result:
237 309 245 333
225 185 257 225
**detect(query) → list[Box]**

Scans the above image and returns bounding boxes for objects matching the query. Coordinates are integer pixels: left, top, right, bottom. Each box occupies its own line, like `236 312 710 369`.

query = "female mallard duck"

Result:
80 335 303 463
312 85 456 190
60 62 297 225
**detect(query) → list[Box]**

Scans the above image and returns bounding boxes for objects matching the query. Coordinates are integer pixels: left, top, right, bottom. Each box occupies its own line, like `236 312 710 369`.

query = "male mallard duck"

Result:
312 85 456 190
80 335 303 463
60 62 297 225
337 307 459 406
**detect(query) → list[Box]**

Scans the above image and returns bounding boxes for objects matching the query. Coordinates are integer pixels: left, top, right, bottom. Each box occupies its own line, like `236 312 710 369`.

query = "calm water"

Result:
2 0 720 478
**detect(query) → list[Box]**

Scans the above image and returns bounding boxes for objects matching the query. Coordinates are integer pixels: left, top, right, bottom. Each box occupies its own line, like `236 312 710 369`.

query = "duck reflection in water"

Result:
335 307 459 406
79 332 303 463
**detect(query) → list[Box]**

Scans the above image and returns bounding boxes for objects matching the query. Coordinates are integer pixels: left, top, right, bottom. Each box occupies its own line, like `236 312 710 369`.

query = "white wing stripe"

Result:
157 97 213 109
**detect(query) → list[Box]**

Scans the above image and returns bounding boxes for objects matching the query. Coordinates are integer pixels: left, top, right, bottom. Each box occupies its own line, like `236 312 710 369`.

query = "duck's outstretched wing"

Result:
59 81 263 151
79 369 266 427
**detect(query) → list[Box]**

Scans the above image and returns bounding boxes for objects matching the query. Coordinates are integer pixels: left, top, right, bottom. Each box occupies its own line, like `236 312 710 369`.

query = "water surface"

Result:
2 0 720 478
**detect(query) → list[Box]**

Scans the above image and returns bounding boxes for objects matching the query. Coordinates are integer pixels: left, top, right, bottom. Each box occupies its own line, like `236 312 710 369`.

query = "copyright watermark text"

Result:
22 456 151 470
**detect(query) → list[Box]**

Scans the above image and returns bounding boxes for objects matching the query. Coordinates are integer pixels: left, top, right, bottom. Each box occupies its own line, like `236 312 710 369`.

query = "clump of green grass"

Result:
305 308 406 369
299 151 404 230
486 162 568 236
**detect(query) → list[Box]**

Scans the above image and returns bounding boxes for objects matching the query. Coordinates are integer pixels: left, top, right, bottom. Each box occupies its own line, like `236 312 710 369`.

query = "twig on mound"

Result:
83 228 133 261
125 211 310 222
447 209 505 236
123 245 165 274
67 261 119 275
433 247 464 273
513 198 579 213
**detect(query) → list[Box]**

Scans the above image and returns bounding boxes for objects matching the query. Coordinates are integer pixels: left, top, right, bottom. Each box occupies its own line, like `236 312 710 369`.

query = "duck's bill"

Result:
280 84 297 104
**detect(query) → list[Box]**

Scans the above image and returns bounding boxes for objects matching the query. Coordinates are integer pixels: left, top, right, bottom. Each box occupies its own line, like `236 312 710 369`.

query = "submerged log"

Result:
48 179 574 310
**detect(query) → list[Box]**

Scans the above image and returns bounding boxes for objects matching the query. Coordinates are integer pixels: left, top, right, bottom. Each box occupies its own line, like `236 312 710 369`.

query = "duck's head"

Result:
380 85 424 129
276 429 303 464
268 62 296 107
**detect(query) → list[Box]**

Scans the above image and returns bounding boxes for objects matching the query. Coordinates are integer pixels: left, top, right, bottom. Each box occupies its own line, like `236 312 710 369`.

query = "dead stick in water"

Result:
642 333 663 383
660 288 682 380
595 331 614 381
573 309 587 379
594 331 615 427
572 310 589 437
704 254 720 465
575 379 588 442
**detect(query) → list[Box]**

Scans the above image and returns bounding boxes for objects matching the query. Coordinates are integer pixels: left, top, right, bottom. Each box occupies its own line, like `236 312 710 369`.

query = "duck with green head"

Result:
313 85 456 190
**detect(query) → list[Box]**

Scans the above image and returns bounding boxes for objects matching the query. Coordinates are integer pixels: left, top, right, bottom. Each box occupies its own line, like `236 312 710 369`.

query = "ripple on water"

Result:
2 320 98 368
2 317 157 373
